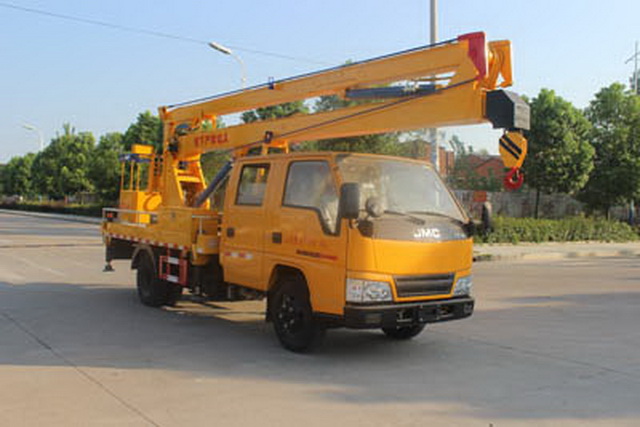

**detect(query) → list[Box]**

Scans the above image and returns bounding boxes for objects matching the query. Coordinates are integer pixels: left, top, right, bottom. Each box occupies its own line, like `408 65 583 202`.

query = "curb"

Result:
0 209 101 225
473 253 495 262
474 248 640 262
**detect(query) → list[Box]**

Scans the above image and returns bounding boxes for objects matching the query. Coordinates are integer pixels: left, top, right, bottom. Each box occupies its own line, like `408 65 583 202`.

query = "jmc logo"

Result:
413 228 441 240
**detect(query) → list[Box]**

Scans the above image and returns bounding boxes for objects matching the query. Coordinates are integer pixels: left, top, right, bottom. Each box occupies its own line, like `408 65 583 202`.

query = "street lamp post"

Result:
22 123 44 151
208 41 247 89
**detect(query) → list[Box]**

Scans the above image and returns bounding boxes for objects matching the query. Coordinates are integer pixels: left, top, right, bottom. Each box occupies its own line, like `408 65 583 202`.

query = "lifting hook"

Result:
504 167 524 190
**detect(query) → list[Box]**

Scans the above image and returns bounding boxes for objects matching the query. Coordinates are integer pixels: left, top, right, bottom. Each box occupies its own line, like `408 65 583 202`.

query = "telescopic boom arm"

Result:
155 32 529 205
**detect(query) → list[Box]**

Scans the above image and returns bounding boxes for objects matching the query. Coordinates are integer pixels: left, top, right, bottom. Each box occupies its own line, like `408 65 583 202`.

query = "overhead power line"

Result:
0 1 329 65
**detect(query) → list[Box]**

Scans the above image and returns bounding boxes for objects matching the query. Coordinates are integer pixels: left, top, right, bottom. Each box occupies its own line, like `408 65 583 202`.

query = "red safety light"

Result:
458 32 487 80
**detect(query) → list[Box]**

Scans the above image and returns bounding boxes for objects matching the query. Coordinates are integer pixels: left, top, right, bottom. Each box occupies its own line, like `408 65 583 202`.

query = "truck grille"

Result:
394 273 454 298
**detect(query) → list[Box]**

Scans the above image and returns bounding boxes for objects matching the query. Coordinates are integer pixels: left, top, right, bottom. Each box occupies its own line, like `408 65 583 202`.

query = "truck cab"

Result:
220 152 474 350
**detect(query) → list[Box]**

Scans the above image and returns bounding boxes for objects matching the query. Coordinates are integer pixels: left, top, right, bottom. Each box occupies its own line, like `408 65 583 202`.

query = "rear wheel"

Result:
382 324 426 340
136 251 172 307
270 275 325 352
165 284 183 307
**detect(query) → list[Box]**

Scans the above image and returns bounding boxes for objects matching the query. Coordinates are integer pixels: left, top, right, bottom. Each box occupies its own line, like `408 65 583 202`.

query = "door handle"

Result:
226 227 235 238
272 231 282 244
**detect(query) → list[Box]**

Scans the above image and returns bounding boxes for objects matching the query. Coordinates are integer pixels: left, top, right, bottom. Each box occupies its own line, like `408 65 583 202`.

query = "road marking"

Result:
434 329 640 380
0 271 26 284
4 252 66 277
0 310 161 426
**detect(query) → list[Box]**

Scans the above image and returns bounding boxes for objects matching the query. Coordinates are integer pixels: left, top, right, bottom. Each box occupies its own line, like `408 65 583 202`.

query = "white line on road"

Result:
2 252 66 277
0 310 161 426
0 270 26 284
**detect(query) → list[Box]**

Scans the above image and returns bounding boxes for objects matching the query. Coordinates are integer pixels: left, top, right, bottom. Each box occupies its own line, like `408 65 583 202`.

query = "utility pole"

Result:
430 0 437 45
625 41 639 224
634 41 638 95
625 41 639 95
428 0 439 171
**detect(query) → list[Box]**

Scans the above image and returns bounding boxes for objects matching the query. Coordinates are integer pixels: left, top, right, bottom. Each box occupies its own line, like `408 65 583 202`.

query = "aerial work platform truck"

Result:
102 32 529 351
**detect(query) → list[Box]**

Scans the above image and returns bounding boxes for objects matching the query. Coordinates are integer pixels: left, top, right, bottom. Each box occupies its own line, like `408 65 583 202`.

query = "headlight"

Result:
452 275 473 296
346 278 393 303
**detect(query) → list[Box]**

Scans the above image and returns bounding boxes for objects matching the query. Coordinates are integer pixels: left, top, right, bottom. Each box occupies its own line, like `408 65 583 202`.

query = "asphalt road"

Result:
0 211 639 426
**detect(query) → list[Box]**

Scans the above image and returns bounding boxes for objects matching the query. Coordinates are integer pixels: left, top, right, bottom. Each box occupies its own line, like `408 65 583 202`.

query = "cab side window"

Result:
236 164 270 206
283 161 338 234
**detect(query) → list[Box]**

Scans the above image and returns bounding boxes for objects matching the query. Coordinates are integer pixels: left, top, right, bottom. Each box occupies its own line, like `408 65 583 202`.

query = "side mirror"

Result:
463 220 476 237
339 183 360 220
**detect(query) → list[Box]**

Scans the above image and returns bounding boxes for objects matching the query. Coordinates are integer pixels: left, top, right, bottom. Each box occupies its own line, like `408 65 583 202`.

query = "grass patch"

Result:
478 216 639 244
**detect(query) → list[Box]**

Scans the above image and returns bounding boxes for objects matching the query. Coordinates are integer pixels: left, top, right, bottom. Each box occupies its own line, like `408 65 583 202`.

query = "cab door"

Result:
221 161 272 290
264 159 348 315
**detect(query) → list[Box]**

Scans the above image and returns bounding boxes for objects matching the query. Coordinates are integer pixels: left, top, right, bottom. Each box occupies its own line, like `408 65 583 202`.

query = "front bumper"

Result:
344 297 474 329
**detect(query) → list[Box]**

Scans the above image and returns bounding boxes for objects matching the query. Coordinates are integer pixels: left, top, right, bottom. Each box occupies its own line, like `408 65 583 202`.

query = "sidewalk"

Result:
474 241 640 262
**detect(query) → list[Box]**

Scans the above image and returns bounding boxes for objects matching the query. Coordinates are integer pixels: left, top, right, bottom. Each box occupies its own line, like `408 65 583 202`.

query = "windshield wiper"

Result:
383 210 425 225
407 210 464 224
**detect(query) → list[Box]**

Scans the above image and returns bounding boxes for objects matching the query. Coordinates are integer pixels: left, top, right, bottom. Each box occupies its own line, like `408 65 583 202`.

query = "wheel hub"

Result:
278 294 304 334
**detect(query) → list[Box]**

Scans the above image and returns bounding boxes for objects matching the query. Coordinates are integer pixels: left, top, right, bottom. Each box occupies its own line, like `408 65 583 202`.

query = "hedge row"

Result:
1 203 638 243
478 216 639 244
0 202 103 218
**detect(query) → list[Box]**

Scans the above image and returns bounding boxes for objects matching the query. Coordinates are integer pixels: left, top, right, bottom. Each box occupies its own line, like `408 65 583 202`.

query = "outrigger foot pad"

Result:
103 263 115 272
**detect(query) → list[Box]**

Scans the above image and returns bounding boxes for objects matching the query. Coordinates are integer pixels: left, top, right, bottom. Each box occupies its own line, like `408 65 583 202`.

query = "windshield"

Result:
337 155 465 222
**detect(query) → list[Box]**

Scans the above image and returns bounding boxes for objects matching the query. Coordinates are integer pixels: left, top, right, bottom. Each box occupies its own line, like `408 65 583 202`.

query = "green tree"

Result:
305 95 403 155
448 136 473 189
400 130 428 159
238 91 404 155
3 153 36 196
31 124 95 199
89 132 124 202
200 116 231 180
123 111 163 152
448 150 502 191
523 89 594 217
579 83 640 217
241 101 308 123
200 151 231 181
0 163 5 194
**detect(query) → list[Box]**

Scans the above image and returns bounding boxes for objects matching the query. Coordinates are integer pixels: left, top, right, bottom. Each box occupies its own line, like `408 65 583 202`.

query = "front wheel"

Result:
270 276 325 352
382 323 426 340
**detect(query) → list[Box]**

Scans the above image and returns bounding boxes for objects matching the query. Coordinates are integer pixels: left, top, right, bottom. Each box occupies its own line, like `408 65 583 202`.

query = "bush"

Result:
478 216 639 244
0 202 104 217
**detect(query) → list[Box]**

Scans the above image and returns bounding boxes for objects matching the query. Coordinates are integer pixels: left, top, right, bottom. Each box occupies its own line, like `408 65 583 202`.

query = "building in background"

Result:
424 144 455 176
465 154 505 182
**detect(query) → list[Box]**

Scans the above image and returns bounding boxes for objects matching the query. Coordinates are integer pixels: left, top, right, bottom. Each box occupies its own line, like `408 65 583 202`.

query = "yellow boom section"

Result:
153 32 528 206
161 33 522 154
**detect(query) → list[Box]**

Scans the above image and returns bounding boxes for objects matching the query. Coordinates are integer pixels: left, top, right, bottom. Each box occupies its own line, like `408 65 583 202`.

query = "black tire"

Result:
136 251 170 307
165 284 183 307
382 323 426 340
270 275 325 353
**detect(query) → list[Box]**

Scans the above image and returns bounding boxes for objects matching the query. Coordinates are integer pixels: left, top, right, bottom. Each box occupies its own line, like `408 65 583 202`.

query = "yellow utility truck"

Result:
102 32 529 351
